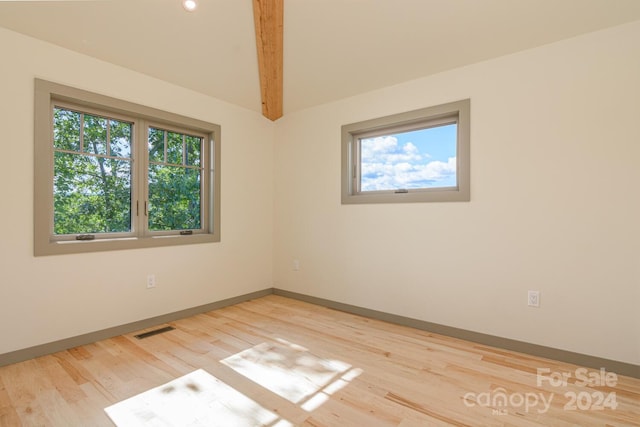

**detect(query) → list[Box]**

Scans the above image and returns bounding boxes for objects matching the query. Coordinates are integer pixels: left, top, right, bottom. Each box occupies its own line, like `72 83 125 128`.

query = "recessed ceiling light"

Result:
182 0 197 12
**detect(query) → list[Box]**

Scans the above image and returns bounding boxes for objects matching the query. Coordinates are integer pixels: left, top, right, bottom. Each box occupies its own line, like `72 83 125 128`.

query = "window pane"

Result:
166 131 183 165
53 108 81 151
360 124 457 192
83 114 108 155
186 135 202 166
110 119 132 158
53 152 132 234
148 127 165 163
148 164 201 231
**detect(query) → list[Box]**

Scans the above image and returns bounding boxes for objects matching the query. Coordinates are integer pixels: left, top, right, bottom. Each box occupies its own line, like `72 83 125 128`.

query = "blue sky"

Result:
360 123 457 191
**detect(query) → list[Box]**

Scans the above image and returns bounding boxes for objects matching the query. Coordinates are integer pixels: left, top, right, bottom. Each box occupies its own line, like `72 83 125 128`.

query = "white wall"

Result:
0 27 274 354
274 21 640 365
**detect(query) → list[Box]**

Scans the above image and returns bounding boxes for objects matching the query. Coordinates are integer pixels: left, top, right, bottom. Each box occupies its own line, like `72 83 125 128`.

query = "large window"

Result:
341 99 470 204
35 79 220 255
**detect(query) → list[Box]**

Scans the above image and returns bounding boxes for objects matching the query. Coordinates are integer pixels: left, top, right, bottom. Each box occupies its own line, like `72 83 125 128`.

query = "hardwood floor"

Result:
0 295 638 426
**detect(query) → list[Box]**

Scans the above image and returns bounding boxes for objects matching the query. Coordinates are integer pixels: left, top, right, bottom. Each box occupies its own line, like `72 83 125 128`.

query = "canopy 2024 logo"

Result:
462 367 618 415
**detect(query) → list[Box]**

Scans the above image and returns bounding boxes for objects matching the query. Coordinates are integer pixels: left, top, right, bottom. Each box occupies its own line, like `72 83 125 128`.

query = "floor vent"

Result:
134 326 175 339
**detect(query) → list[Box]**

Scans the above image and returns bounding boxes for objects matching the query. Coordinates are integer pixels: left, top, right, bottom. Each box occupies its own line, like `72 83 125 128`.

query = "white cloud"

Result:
361 136 456 191
361 136 424 164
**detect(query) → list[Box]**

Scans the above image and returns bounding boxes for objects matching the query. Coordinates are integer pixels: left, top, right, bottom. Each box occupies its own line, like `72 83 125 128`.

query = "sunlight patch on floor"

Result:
105 369 292 427
105 339 361 425
221 338 362 411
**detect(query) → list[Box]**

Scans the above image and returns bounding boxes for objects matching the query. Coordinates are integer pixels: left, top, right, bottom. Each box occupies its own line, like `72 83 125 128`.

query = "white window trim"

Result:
341 99 470 204
34 79 221 256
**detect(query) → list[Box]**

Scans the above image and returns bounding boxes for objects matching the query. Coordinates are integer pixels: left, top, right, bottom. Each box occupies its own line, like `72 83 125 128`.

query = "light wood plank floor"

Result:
0 295 638 426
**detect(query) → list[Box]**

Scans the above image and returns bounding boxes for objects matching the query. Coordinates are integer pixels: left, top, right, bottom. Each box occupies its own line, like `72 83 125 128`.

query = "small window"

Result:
35 79 221 255
341 99 470 204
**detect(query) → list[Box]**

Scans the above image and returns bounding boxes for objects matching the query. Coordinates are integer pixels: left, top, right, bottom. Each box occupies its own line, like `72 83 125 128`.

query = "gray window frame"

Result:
34 79 221 256
341 99 470 204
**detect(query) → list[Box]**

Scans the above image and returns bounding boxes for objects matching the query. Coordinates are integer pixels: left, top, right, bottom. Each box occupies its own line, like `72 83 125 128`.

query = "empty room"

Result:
0 0 638 425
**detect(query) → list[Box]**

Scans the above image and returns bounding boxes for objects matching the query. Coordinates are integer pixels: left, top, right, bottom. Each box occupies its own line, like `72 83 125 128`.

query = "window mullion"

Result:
79 113 85 152
182 134 187 165
163 130 167 163
106 119 111 157
134 119 148 237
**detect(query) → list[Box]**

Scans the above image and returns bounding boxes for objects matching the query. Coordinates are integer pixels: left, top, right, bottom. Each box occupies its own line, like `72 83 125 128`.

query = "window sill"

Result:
342 187 470 204
35 233 219 256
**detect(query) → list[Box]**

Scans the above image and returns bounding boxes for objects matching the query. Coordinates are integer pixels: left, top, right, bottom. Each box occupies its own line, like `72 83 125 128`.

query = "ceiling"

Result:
2 0 640 117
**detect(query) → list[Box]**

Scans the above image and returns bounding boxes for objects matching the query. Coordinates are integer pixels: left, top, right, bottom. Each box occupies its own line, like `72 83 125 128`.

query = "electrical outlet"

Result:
292 259 300 271
528 290 540 307
147 274 156 289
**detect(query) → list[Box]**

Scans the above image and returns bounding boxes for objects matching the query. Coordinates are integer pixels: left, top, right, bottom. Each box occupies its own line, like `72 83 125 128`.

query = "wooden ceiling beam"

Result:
252 0 283 121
